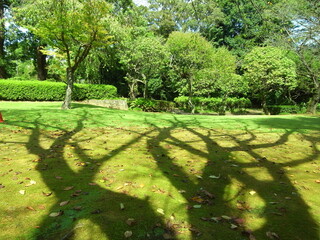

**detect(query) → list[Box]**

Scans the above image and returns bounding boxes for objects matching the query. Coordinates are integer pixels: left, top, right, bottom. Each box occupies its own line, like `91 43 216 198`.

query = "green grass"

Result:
0 101 319 240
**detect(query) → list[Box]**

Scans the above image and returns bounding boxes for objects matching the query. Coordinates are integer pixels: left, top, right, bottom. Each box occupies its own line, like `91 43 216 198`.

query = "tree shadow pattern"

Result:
1 113 319 240
21 112 176 240
143 116 319 240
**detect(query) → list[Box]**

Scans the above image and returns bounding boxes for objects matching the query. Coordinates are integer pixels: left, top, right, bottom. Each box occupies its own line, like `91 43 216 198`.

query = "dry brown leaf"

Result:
63 186 74 191
59 201 70 206
191 196 205 203
42 192 52 197
26 206 36 211
49 211 63 217
73 206 82 211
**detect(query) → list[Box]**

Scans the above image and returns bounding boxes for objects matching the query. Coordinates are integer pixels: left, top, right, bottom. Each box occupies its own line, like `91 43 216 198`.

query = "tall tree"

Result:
16 0 114 109
0 0 10 78
269 0 320 113
119 35 169 99
243 46 297 114
148 0 223 38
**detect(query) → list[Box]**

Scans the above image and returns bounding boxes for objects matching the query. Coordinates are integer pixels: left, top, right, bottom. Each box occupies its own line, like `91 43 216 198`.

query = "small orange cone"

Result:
0 112 4 123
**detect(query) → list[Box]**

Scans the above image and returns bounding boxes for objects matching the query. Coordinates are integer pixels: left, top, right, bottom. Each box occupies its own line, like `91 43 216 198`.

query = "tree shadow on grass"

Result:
143 116 319 239
2 112 319 240
18 112 177 240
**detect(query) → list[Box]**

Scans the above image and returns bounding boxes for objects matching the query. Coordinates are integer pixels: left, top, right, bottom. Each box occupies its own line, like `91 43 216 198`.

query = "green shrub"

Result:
128 98 175 112
267 105 307 115
0 79 117 101
174 96 251 114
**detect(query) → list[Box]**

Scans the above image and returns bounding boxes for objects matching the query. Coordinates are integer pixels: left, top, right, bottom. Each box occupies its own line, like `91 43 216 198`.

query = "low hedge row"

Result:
174 96 251 114
0 79 117 101
128 98 175 112
267 105 307 115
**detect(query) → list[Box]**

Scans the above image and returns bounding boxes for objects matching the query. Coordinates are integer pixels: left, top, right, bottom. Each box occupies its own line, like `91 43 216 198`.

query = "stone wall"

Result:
83 99 128 110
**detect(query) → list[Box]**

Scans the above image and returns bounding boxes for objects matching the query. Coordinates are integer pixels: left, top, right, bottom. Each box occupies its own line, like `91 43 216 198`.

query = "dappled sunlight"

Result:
0 109 319 239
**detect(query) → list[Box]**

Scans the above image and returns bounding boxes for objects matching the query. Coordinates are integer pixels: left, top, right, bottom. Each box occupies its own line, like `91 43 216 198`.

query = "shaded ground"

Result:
0 103 319 240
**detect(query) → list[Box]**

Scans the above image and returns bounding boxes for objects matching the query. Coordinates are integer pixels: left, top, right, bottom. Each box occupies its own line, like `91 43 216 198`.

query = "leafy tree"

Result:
166 31 216 112
118 35 169 99
243 46 297 114
148 0 223 38
0 0 11 78
16 0 113 109
268 0 320 113
193 47 246 98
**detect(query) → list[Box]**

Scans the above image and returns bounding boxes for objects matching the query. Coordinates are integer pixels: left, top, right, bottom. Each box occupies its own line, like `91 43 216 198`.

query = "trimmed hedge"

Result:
267 105 307 115
174 96 251 114
0 79 117 101
128 98 175 112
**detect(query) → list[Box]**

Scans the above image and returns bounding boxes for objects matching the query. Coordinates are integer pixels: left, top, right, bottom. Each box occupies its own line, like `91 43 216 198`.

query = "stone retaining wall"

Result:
83 99 128 110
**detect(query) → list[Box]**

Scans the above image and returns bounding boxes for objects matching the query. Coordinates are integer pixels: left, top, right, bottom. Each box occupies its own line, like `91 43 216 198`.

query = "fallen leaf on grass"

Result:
124 231 132 238
191 196 205 203
25 180 36 187
49 211 63 217
0 184 5 189
26 206 36 211
120 203 125 210
126 218 136 226
189 226 202 236
64 186 74 191
157 208 164 215
55 176 63 180
315 180 320 183
193 205 202 209
249 191 256 195
73 206 82 211
42 192 52 197
59 201 70 206
230 224 238 229
209 174 221 179
19 190 25 195
88 182 97 186
221 215 232 220
266 231 280 239
211 217 222 223
201 190 215 199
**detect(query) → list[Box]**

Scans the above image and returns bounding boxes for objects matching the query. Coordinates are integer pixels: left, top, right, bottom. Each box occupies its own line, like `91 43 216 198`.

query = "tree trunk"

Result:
0 3 7 79
307 83 320 114
188 78 195 114
262 93 270 115
36 46 47 80
62 68 75 109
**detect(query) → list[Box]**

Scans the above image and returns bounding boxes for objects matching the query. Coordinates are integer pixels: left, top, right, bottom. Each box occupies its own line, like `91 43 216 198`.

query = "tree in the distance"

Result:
16 0 114 109
243 46 297 114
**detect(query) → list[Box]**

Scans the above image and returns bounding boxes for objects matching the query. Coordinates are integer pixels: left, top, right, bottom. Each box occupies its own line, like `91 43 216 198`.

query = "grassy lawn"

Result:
0 101 319 240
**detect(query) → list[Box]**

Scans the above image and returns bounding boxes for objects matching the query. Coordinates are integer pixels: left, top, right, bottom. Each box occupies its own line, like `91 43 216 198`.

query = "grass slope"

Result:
0 102 319 240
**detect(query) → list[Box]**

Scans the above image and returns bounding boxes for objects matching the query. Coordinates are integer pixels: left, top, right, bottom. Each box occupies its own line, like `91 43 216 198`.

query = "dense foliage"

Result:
0 0 318 113
128 98 175 112
0 79 117 101
174 96 251 114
